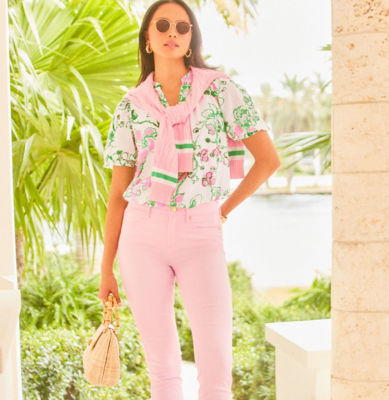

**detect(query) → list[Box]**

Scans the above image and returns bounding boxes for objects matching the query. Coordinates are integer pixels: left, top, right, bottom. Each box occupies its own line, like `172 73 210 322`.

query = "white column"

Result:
331 0 389 398
0 0 23 398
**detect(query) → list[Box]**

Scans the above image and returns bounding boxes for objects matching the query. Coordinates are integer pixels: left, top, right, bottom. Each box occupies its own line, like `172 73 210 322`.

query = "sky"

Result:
196 0 332 97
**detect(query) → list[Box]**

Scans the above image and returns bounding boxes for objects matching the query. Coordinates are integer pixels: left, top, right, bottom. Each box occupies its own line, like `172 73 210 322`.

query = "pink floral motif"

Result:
207 125 215 135
200 149 209 162
202 171 216 186
211 147 221 157
248 126 257 133
174 194 184 203
147 137 155 151
139 149 148 164
234 125 244 137
134 130 142 141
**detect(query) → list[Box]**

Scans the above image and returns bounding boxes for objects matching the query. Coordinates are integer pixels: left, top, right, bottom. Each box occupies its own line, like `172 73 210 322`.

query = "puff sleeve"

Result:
103 98 137 169
216 77 271 141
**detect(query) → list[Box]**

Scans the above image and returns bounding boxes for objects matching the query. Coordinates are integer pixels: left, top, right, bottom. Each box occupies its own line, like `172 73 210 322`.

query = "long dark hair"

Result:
136 0 220 86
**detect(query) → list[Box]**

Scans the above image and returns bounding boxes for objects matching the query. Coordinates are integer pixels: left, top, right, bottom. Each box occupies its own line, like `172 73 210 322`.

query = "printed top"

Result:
103 68 271 208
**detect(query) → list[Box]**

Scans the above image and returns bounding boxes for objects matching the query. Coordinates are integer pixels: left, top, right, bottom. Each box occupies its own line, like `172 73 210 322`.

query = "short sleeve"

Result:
103 98 137 169
216 78 271 141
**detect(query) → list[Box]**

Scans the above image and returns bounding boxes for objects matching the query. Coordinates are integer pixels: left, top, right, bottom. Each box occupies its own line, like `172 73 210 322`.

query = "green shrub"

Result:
20 251 104 331
227 260 331 399
21 324 150 399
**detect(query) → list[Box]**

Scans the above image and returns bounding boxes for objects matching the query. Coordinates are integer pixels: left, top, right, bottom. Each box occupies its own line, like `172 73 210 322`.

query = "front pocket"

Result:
122 207 148 228
190 212 221 228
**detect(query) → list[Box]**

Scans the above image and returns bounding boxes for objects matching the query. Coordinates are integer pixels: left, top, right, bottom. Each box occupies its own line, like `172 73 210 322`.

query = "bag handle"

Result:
103 293 120 334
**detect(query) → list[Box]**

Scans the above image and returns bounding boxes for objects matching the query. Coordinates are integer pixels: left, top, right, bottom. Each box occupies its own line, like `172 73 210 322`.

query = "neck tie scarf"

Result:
125 66 246 204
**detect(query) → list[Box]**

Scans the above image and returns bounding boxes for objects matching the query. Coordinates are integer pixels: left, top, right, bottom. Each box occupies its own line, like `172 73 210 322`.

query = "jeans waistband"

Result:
125 201 221 223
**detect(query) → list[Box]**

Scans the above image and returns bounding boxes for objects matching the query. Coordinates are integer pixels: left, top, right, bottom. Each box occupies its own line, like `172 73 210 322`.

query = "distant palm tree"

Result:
254 43 332 177
275 82 331 175
275 69 331 174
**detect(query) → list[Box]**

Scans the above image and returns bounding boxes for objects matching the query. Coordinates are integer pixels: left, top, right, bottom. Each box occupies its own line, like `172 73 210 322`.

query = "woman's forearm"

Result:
101 194 128 276
220 161 280 217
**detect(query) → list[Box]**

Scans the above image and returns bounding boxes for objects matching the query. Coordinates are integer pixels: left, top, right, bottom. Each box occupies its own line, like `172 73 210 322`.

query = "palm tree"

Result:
9 0 140 277
272 45 332 175
253 47 332 178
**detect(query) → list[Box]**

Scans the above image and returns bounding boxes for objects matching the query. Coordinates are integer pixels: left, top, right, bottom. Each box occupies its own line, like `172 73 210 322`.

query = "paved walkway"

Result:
181 360 198 400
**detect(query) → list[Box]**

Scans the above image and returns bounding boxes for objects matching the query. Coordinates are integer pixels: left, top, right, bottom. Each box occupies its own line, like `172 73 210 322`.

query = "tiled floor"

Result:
181 360 198 400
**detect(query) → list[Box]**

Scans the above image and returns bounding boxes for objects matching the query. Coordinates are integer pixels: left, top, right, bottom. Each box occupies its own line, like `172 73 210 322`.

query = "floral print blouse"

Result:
103 68 271 208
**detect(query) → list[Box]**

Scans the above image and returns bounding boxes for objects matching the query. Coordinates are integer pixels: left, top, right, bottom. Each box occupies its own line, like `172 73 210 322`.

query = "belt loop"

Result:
147 205 151 218
185 206 188 223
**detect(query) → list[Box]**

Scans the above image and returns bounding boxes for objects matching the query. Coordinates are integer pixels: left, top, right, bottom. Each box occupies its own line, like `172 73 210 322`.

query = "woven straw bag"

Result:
83 293 120 386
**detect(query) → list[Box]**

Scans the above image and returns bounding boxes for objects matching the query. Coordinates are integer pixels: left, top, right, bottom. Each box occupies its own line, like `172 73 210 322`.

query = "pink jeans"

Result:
117 200 233 400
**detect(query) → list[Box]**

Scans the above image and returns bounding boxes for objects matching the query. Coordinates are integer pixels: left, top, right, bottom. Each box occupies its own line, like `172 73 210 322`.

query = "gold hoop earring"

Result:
185 48 192 58
145 43 153 54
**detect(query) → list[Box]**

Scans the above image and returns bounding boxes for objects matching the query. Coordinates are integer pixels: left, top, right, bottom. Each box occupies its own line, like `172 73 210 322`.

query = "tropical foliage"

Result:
9 0 140 273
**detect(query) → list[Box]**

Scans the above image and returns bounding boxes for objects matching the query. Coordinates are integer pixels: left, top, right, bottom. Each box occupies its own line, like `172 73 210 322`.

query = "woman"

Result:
99 1 280 399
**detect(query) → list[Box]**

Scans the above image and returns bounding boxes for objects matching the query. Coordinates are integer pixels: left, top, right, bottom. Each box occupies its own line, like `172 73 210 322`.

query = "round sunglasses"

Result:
152 18 193 35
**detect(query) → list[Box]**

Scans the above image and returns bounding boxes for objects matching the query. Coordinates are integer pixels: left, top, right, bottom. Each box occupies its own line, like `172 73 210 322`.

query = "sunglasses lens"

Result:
156 19 170 32
176 22 190 34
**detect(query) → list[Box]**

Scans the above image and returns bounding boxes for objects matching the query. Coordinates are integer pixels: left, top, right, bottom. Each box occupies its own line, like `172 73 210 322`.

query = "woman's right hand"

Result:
98 271 122 307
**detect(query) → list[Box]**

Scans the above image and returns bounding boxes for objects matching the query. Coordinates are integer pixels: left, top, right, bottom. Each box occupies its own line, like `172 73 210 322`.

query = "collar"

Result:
153 67 193 89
